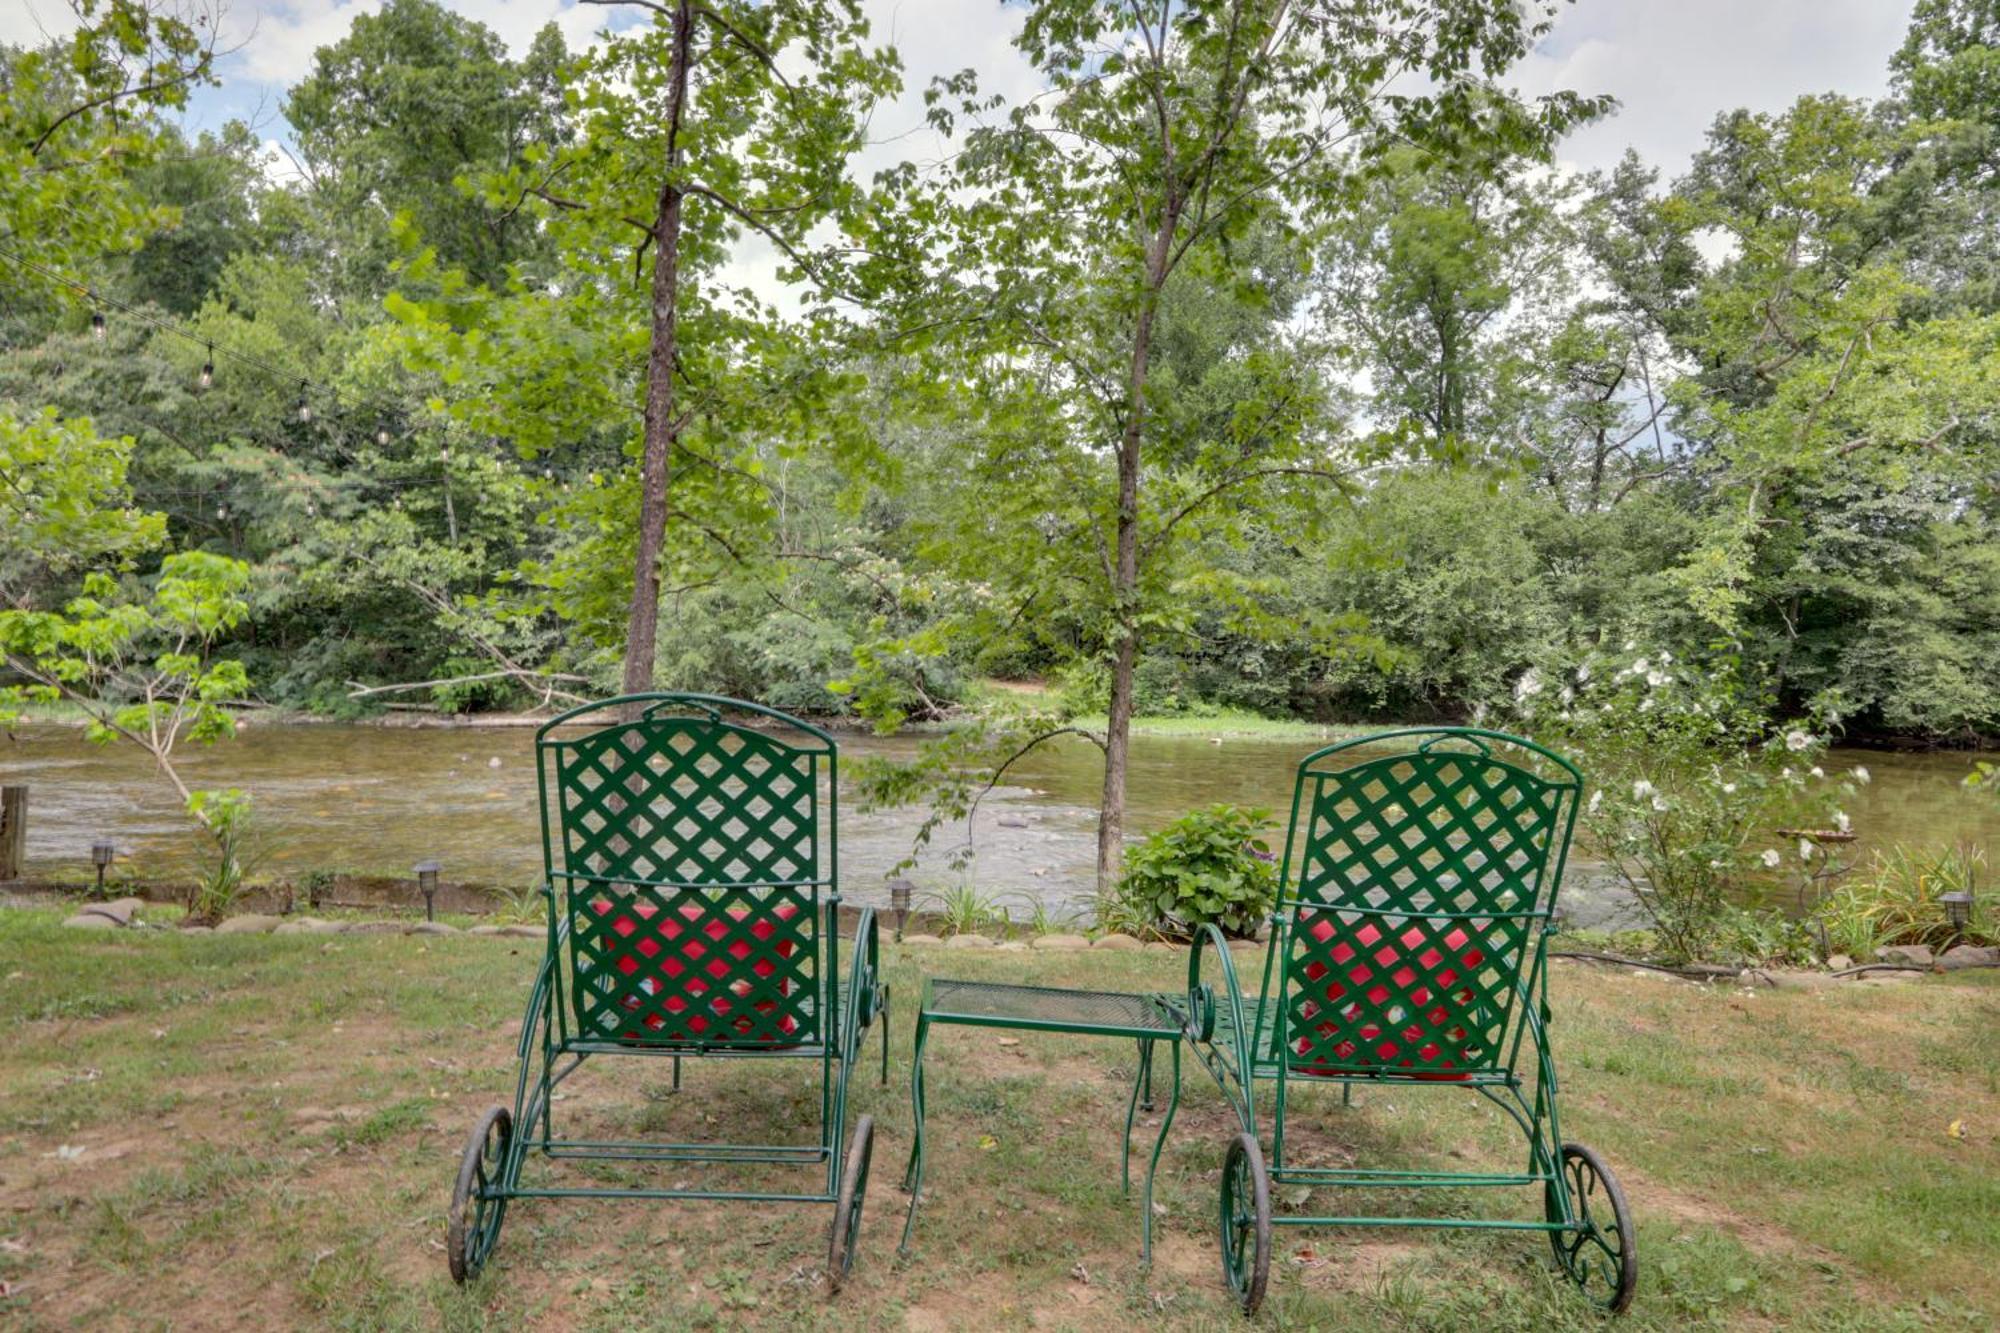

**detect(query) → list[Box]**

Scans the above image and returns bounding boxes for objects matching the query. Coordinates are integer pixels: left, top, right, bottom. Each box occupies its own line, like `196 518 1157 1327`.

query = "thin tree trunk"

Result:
620 0 694 702
1096 215 1175 893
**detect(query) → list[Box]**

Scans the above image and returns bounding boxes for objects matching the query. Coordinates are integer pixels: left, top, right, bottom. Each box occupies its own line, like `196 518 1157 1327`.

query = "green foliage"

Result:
1814 843 1992 958
921 883 1007 939
1519 646 1855 963
184 788 262 923
0 406 165 593
1111 804 1277 939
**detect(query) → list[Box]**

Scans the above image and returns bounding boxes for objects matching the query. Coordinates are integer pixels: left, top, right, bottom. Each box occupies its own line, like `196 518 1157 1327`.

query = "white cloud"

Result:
1514 0 1914 179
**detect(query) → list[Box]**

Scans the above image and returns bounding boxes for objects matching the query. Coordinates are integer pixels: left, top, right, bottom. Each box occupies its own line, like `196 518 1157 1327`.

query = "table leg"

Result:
1122 1038 1154 1195
1141 1040 1181 1265
898 1011 932 1254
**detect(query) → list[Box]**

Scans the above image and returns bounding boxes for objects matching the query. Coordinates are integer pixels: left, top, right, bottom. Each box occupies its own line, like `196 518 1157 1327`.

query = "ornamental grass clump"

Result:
1515 647 1855 964
1110 803 1278 939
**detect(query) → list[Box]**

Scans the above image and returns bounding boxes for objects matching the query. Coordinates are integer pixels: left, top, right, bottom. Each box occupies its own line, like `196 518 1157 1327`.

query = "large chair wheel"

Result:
448 1106 513 1284
1220 1132 1271 1315
1545 1142 1636 1314
827 1114 875 1291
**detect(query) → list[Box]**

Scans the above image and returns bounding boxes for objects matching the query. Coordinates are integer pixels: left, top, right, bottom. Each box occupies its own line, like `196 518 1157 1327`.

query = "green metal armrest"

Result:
1187 924 1255 1129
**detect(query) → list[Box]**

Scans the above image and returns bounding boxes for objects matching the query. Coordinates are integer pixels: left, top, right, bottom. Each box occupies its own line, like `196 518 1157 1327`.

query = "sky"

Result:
4 0 1919 187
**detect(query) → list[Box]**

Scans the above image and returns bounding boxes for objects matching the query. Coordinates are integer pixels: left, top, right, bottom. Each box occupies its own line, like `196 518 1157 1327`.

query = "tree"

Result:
876 0 1606 890
283 0 569 287
0 0 220 280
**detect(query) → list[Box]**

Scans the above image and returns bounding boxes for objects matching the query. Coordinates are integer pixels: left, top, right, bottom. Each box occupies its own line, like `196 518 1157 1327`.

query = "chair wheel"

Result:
448 1106 512 1284
828 1114 874 1291
1220 1131 1271 1314
1545 1141 1637 1313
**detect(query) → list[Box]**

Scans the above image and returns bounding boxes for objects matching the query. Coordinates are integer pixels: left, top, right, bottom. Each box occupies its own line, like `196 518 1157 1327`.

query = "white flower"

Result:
1782 767 1793 780
1576 662 1592 683
1558 686 1575 706
1513 669 1544 702
1810 766 1825 779
1659 650 1673 664
1721 782 1737 795
1632 780 1657 799
1798 839 1814 862
1853 766 1871 785
1622 640 1636 652
1646 670 1669 688
1633 657 1651 674
1785 730 1810 752
1834 811 1851 834
1638 698 1655 713
1760 849 1783 869
1588 790 1604 814
1651 795 1670 812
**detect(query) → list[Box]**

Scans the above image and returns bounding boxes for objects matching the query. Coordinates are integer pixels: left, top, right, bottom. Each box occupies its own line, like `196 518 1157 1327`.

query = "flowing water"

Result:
4 721 1994 927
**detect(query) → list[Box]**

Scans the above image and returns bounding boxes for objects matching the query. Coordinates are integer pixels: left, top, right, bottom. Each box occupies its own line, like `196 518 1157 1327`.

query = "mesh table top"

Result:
921 978 1183 1037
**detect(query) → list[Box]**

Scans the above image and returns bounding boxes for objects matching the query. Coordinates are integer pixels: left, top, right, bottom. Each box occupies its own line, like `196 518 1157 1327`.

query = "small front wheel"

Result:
1220 1132 1271 1315
447 1106 513 1284
828 1114 875 1292
1545 1141 1637 1314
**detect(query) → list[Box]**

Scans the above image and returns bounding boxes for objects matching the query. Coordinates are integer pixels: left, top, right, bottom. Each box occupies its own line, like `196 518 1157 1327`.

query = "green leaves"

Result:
1112 803 1278 939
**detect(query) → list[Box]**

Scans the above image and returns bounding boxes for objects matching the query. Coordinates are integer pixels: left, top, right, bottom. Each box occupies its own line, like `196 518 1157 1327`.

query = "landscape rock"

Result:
1032 933 1090 951
1938 944 2000 970
1826 954 1854 971
995 940 1028 952
1092 933 1141 951
344 920 409 935
496 924 544 938
899 933 942 946
61 913 119 929
1144 941 1182 953
943 933 995 949
1860 969 1918 984
996 815 1031 828
1875 944 1935 968
79 897 145 926
409 921 460 936
274 917 341 935
177 925 213 935
215 914 283 935
1746 968 1841 991
467 925 507 936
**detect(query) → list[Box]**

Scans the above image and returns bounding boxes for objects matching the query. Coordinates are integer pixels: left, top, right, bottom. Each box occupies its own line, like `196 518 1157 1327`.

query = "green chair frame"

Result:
1182 728 1636 1314
446 693 889 1289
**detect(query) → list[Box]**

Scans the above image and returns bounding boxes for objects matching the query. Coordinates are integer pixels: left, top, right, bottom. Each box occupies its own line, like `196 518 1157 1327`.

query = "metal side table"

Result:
898 977 1185 1262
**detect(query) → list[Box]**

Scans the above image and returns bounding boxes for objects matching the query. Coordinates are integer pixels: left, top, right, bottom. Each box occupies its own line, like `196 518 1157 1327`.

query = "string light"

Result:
197 345 214 390
375 422 392 446
91 311 106 340
296 382 312 424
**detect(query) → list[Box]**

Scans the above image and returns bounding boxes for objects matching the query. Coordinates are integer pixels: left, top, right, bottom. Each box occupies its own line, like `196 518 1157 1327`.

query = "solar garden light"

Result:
414 860 443 921
90 839 115 893
889 877 914 940
1940 888 1975 938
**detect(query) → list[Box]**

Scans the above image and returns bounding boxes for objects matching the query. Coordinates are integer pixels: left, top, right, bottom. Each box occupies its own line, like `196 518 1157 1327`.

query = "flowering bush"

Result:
1515 646 1857 963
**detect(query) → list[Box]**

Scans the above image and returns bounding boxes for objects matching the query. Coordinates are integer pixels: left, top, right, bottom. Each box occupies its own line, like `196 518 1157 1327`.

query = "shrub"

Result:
1814 843 1990 958
1111 804 1278 939
185 788 264 923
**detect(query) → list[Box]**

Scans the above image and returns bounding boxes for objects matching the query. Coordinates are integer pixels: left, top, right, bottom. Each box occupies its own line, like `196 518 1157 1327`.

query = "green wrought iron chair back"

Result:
535 694 836 1049
1273 728 1581 1082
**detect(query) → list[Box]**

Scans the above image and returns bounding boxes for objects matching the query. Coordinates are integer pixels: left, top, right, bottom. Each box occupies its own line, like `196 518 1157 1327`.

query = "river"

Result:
4 721 1994 928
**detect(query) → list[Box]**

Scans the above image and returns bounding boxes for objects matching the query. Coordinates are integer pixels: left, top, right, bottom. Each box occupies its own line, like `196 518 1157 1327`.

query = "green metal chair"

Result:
446 693 889 1289
1183 728 1635 1314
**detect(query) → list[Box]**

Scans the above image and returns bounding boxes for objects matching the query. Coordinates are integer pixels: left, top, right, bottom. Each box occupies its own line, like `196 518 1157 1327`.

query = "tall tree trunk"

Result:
620 0 694 701
1095 215 1175 893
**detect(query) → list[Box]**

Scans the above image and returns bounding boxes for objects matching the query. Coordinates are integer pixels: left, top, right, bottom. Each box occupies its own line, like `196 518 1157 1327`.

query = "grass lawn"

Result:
1 906 1995 1330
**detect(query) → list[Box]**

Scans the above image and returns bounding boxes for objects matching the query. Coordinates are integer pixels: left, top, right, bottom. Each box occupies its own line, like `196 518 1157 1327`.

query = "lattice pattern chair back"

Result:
536 695 834 1049
1274 729 1580 1081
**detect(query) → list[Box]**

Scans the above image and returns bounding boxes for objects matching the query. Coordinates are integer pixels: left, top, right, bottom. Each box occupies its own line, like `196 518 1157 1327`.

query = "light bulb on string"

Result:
376 422 392 447
296 382 312 424
198 346 214 390
91 311 106 340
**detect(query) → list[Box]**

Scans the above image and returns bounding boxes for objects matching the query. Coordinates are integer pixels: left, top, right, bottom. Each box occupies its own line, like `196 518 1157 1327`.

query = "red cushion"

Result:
584 898 801 1044
1289 911 1489 1081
